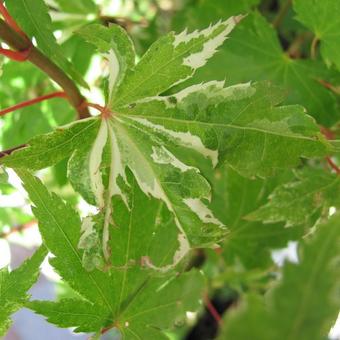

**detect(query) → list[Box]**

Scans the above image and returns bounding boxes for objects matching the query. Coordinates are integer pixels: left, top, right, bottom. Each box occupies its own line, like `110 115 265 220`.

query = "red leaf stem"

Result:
0 91 68 116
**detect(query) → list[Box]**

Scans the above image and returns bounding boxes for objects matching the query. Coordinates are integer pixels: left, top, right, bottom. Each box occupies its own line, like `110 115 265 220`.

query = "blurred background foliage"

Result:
1 0 340 339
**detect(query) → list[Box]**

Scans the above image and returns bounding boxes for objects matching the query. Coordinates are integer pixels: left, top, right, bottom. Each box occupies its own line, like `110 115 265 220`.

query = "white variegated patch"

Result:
184 198 224 226
88 120 108 208
145 229 190 273
78 216 96 249
172 80 225 102
173 16 242 48
174 16 243 70
124 116 218 167
106 49 120 102
127 81 255 109
107 122 129 205
151 146 197 173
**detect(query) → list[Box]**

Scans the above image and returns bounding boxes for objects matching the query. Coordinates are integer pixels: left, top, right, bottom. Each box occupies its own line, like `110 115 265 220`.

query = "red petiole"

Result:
0 45 32 61
320 126 340 174
326 157 340 175
0 1 33 61
0 91 68 116
0 1 27 38
204 294 222 325
0 90 108 118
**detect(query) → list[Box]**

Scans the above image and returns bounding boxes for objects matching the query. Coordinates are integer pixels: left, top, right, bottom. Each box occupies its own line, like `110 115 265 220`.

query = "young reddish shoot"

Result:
0 91 68 116
320 125 340 174
0 143 26 158
326 157 340 175
320 125 335 140
204 294 222 325
0 2 33 61
0 220 37 239
0 1 28 38
78 101 112 118
0 44 33 61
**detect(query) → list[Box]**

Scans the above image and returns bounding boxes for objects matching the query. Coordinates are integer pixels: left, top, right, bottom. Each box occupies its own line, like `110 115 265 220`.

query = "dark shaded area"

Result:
185 291 238 340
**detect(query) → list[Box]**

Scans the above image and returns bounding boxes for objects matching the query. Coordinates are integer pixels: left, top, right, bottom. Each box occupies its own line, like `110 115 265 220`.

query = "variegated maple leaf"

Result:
1 18 332 270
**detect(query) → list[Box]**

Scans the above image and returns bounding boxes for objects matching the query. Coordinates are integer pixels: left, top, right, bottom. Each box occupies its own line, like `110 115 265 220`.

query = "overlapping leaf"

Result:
220 213 340 340
111 16 242 107
54 0 97 14
18 170 204 338
207 166 302 268
0 246 47 336
247 168 340 226
5 0 87 87
294 0 340 71
173 11 339 126
120 80 330 177
173 0 259 30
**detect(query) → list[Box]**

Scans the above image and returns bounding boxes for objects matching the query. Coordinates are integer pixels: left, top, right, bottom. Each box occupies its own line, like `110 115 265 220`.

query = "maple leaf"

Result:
246 168 340 226
206 166 303 268
5 0 88 87
0 246 47 336
173 11 340 126
294 0 340 71
53 0 96 14
18 170 204 337
0 19 332 269
219 212 340 340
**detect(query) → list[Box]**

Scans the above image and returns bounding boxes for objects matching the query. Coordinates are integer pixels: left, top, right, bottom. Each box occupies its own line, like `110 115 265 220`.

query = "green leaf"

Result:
5 0 88 88
247 168 340 226
2 21 331 269
294 0 340 71
54 0 97 14
18 170 205 337
120 81 330 177
16 169 114 307
77 24 135 102
2 86 330 266
0 246 47 336
208 166 302 268
173 0 259 30
0 167 8 183
173 12 339 126
27 299 109 333
0 118 100 170
112 16 242 107
220 213 340 340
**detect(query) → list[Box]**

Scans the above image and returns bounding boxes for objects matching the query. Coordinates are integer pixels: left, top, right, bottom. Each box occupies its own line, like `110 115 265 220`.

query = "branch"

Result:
326 157 340 175
0 220 37 239
286 32 312 59
0 144 26 158
272 0 292 29
310 36 319 59
320 125 340 174
0 91 67 116
0 18 90 119
99 15 148 30
317 79 340 95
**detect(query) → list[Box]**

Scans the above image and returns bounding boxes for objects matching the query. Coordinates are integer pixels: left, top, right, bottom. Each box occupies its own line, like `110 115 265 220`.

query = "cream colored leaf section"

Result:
184 198 224 226
88 119 108 208
151 145 196 172
174 16 243 47
106 49 121 103
125 116 218 167
174 16 244 69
